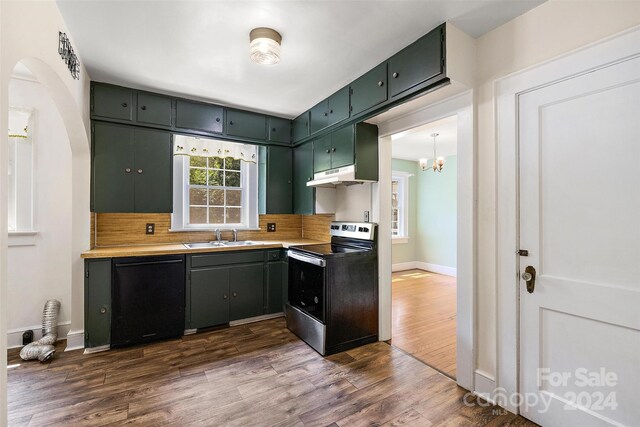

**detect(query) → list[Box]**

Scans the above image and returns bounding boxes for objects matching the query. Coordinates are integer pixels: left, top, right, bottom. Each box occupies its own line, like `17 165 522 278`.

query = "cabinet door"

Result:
313 136 332 173
190 267 230 328
137 93 172 127
175 100 224 134
268 117 291 144
92 123 134 212
293 142 314 214
330 125 354 169
133 129 173 213
229 263 264 321
92 84 134 121
292 112 310 142
309 100 329 134
84 259 111 348
267 261 284 314
226 109 267 140
327 86 350 127
389 27 443 98
264 146 293 214
350 62 388 116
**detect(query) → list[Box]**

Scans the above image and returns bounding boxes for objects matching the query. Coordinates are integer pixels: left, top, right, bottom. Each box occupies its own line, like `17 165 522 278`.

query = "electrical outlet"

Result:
267 223 276 232
145 223 155 235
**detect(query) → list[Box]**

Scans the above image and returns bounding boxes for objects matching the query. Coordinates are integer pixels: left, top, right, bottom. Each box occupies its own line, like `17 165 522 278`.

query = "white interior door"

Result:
518 56 640 426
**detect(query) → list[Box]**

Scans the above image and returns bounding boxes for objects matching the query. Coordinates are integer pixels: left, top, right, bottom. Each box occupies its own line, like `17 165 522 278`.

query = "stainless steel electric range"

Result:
286 221 378 356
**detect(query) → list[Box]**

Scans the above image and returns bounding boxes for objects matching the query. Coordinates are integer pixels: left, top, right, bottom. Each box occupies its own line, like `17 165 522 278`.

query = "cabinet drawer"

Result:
191 250 265 268
267 250 282 262
175 100 223 134
92 84 134 121
268 116 291 144
137 93 172 127
226 109 266 140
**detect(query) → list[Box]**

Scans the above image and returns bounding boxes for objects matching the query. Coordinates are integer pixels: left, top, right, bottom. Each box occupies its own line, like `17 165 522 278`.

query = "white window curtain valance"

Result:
8 107 32 139
174 135 257 163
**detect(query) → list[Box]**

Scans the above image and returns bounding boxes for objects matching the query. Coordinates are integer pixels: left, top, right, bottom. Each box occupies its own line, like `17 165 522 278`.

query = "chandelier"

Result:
418 133 445 173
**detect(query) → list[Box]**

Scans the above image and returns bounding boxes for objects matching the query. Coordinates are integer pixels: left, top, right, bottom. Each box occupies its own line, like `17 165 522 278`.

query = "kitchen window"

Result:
171 135 259 231
391 172 410 243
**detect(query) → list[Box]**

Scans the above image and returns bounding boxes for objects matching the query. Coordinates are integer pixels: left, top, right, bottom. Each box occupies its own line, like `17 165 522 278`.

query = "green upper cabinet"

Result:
136 93 172 127
226 109 266 140
133 129 173 213
350 62 388 116
309 86 350 135
84 259 112 348
312 136 332 173
292 112 310 143
268 116 292 144
175 100 224 134
92 123 173 213
388 25 444 99
330 125 355 169
293 142 315 215
92 123 135 212
312 122 378 180
92 84 134 122
258 146 293 214
312 127 354 173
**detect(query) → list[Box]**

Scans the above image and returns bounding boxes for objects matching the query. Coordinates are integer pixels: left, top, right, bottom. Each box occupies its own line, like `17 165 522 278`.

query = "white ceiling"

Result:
56 0 544 118
391 114 457 161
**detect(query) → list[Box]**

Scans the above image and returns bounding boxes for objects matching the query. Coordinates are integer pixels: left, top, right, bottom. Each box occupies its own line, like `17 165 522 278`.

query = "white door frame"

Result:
376 90 475 390
495 25 640 413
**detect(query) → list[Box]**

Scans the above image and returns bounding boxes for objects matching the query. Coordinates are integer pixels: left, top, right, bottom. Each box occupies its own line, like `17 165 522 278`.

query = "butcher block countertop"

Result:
81 239 325 259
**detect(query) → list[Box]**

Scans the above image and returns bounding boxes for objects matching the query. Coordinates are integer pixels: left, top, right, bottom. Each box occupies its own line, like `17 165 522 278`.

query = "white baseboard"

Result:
7 321 71 349
474 369 498 405
229 312 284 326
65 329 85 352
392 261 419 272
392 261 457 277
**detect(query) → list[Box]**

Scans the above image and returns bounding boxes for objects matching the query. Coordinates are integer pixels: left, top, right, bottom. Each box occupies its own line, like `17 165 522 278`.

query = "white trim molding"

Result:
64 329 85 352
7 321 70 349
392 262 457 277
495 25 640 414
7 230 38 247
474 370 498 405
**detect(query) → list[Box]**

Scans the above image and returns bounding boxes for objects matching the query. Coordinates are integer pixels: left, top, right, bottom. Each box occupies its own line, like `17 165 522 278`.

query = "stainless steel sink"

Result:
184 240 264 249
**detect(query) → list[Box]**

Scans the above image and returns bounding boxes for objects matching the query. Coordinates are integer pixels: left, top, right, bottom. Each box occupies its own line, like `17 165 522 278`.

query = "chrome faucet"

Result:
232 229 238 242
215 229 222 242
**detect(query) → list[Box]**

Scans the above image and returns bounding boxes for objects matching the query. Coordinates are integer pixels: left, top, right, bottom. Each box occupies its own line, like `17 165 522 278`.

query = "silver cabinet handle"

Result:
392 72 399 78
137 169 143 174
223 294 228 300
378 81 384 86
100 307 107 315
233 292 238 298
125 168 132 173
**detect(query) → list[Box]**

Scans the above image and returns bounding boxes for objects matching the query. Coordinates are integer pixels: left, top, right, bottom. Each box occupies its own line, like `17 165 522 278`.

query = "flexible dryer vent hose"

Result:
20 299 61 362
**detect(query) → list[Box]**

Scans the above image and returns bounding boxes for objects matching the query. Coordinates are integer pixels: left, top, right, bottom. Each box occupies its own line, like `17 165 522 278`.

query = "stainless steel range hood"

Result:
306 165 376 188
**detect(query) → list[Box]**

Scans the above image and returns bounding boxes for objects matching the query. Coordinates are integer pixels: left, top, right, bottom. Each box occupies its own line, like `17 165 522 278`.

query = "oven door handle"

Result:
287 251 326 267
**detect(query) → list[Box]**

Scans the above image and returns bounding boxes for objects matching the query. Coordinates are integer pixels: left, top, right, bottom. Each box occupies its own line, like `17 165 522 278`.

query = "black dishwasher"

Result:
111 255 185 348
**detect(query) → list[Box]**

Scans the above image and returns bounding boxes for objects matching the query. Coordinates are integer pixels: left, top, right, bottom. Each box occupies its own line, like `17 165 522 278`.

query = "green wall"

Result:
391 159 417 264
392 155 457 269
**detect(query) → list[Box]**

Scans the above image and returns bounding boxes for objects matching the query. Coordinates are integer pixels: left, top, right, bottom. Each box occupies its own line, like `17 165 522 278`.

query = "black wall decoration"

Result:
58 32 80 80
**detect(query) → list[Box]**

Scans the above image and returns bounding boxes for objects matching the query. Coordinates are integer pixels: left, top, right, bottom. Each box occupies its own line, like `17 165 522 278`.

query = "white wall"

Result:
0 1 91 422
6 78 73 348
474 0 640 384
334 183 372 222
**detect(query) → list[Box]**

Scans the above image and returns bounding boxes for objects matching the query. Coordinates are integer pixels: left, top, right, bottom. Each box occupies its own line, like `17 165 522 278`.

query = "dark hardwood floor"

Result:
392 269 457 378
7 318 534 426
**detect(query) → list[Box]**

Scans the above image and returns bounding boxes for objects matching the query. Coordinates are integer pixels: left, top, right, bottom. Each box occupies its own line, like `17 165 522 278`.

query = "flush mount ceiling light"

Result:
249 27 282 65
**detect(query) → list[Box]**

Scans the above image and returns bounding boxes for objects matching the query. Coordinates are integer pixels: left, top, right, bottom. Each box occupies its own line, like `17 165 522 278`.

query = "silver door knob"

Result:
522 272 533 282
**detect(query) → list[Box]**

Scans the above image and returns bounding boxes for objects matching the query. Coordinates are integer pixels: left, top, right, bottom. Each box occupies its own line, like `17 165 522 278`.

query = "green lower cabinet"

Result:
188 254 266 328
267 258 285 314
229 263 264 321
84 259 112 348
190 267 230 329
